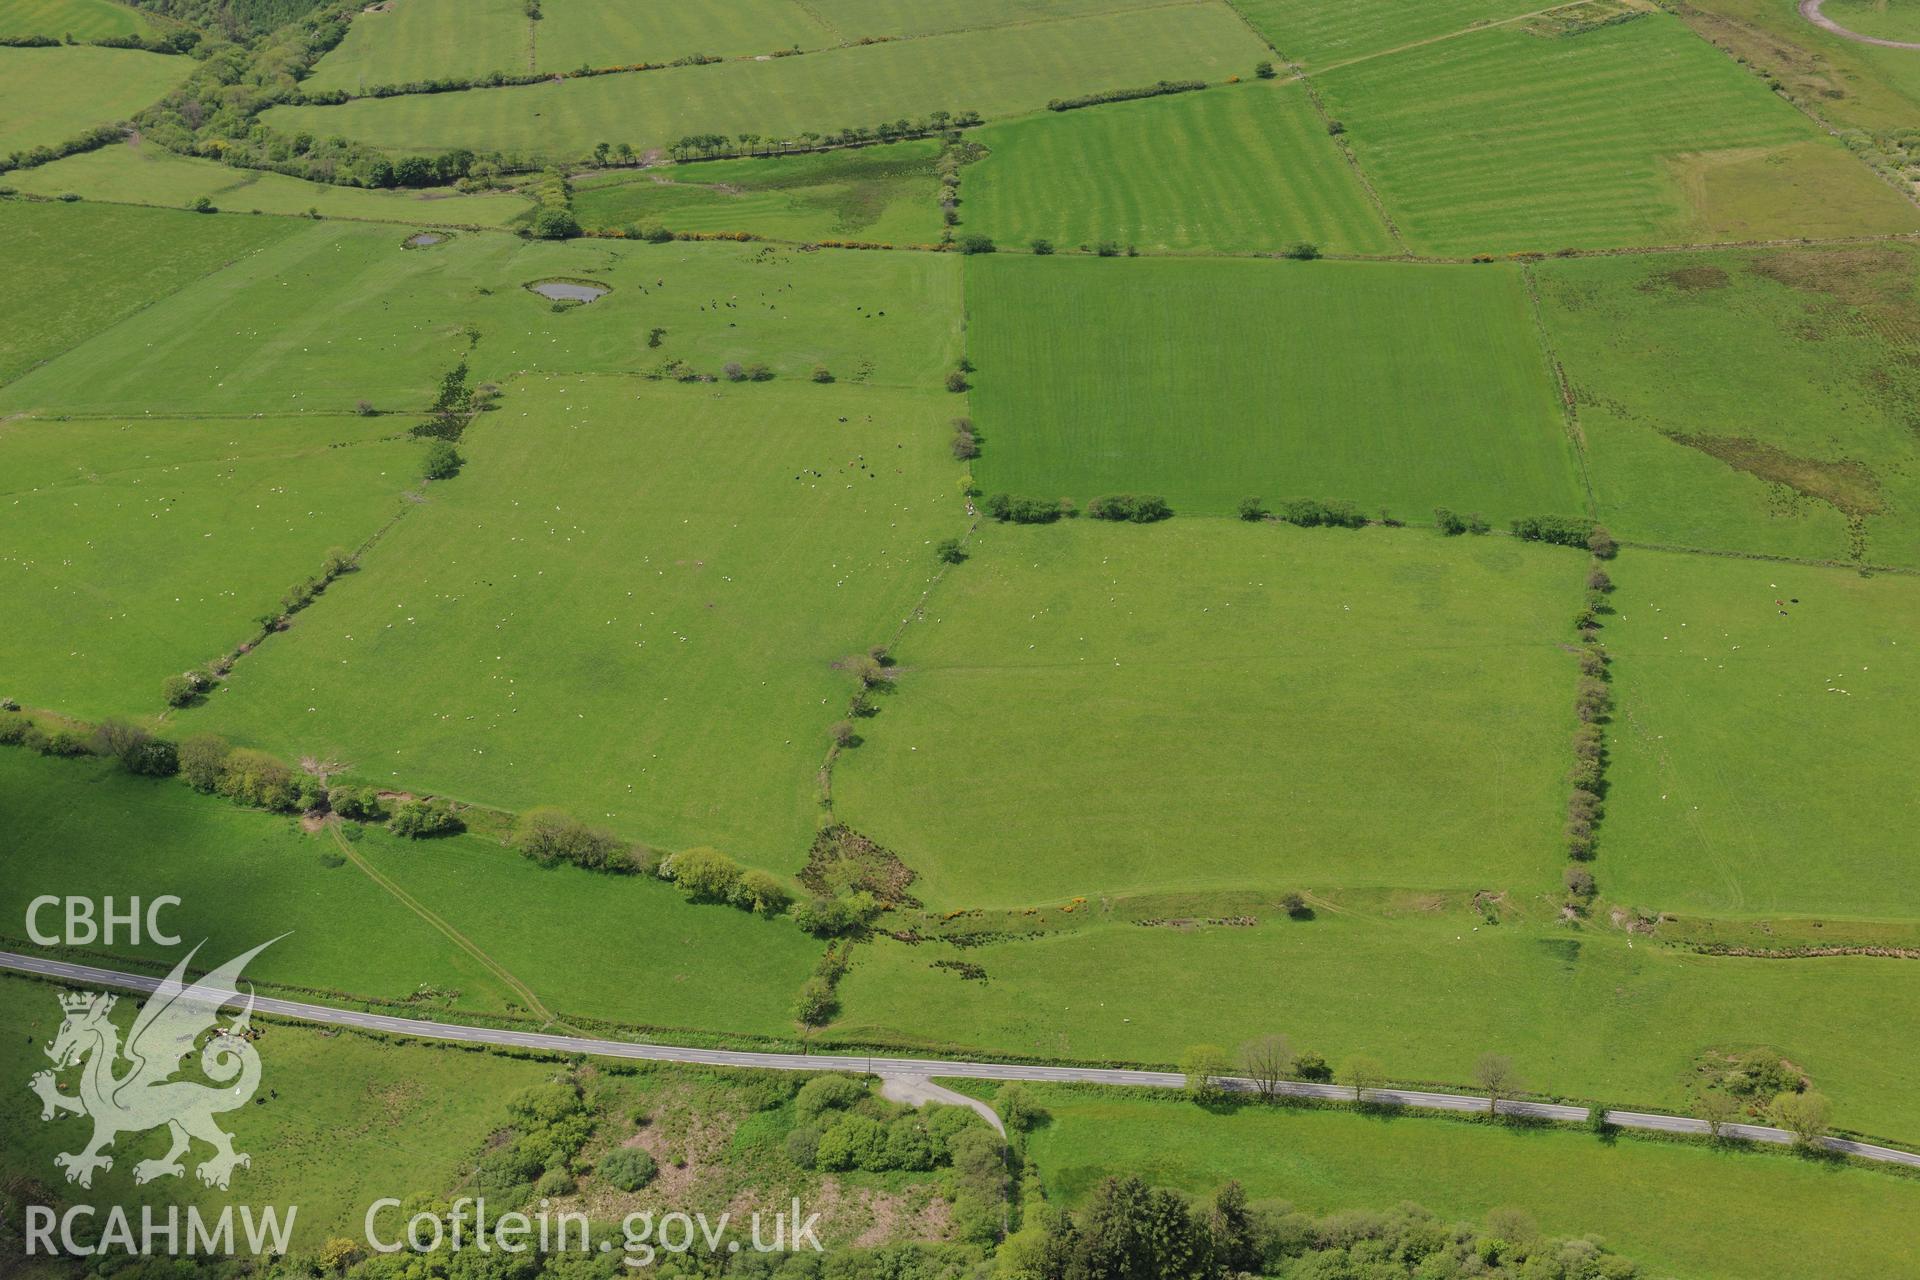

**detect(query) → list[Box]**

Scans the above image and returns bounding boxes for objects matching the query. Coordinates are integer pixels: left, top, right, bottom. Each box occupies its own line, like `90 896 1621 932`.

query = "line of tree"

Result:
0 124 125 175
1047 78 1207 112
1 29 197 50
668 110 982 161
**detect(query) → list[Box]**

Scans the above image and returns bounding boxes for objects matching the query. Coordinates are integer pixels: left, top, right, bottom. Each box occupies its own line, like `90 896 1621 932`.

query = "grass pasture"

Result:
0 221 963 417
1315 14 1919 253
1535 245 1920 566
1027 1091 1920 1280
0 45 189 154
0 197 294 387
832 521 1577 907
1679 0 1920 137
964 82 1394 255
1600 549 1920 918
805 0 1180 40
830 901 1920 1139
965 255 1581 520
1818 0 1920 41
189 378 967 869
0 0 157 40
10 140 536 225
571 140 945 243
262 3 1270 159
0 415 426 719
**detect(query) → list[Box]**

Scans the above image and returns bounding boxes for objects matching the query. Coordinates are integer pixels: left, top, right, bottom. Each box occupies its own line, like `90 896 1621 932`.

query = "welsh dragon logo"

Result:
29 939 278 1190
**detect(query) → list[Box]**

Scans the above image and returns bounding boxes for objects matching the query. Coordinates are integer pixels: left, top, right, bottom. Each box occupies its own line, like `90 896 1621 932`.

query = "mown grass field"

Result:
263 3 1270 158
1680 0 1920 136
0 220 962 416
534 0 832 71
12 141 536 226
1535 245 1920 567
0 198 294 387
966 255 1581 520
302 0 530 93
1819 0 1920 41
806 0 1180 39
0 973 559 1249
571 140 944 243
190 378 966 869
1315 14 1920 253
0 0 157 40
1600 550 1920 918
0 752 514 1011
1027 1090 1920 1280
833 521 1577 907
964 82 1395 255
1232 0 1548 66
831 899 1920 1139
0 45 190 154
0 415 424 719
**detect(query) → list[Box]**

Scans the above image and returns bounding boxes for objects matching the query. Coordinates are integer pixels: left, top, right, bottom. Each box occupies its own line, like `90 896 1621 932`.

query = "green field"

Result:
0 972 558 1249
0 748 824 1035
806 0 1181 39
12 141 536 225
832 898 1920 1138
0 0 157 39
1535 245 1920 567
0 45 189 154
1232 0 1548 66
834 521 1578 907
964 82 1395 255
263 3 1270 159
534 0 832 71
0 415 425 719
1601 549 1920 918
571 140 945 243
1027 1090 1920 1280
966 255 1582 520
0 752 516 1011
0 220 962 417
1316 14 1920 252
0 198 294 387
188 378 966 869
303 0 531 92
1681 0 1920 136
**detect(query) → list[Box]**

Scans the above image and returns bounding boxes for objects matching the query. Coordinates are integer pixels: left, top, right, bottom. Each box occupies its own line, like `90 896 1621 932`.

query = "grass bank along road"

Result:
7 951 1917 1169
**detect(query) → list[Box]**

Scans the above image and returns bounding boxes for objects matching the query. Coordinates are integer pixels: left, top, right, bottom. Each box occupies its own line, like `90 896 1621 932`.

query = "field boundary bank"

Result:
5 949 1917 1169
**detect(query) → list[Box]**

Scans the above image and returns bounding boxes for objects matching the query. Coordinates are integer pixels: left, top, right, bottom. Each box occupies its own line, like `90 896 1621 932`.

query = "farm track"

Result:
7 948 1919 1169
1799 0 1920 49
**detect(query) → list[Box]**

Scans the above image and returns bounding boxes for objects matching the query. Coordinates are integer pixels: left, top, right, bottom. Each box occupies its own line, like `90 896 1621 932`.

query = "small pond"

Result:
403 232 446 248
527 279 610 303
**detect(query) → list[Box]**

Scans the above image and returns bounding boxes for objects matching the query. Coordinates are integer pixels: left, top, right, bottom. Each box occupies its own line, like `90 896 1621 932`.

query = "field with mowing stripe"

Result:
11 141 536 226
0 222 962 417
1028 1091 1920 1280
1600 550 1920 918
571 140 944 243
0 0 157 39
0 198 294 386
189 379 966 869
1232 0 1548 67
964 82 1394 255
302 0 530 93
830 898 1920 1138
0 45 190 154
263 3 1270 159
806 0 1181 39
534 0 831 71
0 415 427 719
1535 245 1920 567
833 521 1577 907
1316 15 1920 253
966 255 1581 520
